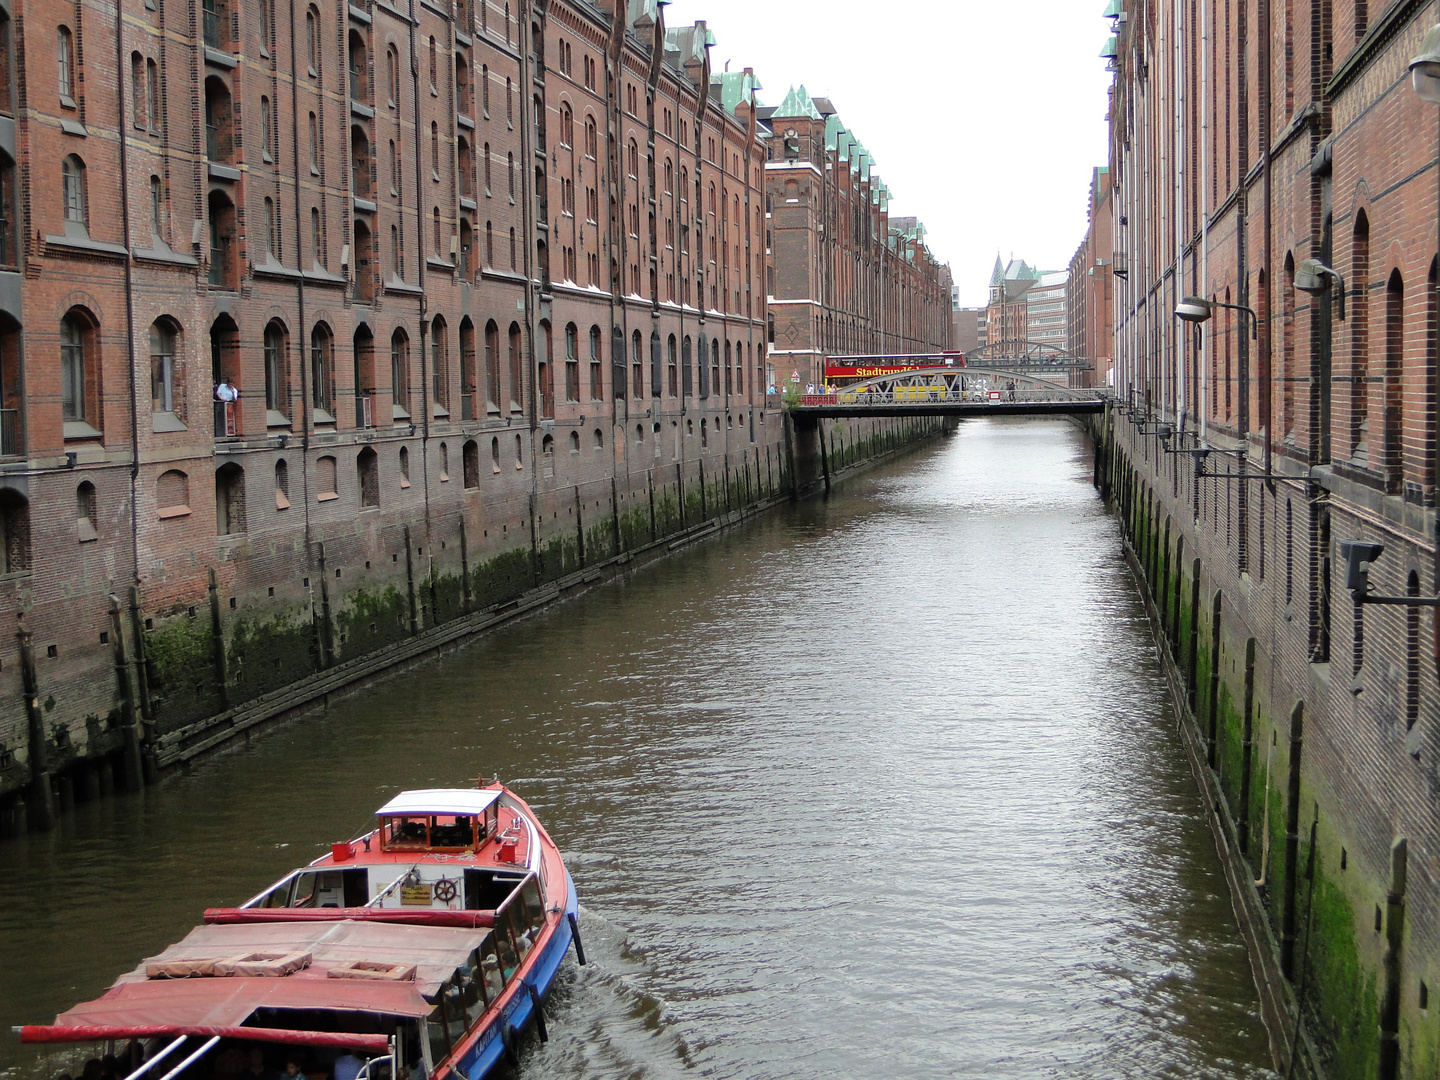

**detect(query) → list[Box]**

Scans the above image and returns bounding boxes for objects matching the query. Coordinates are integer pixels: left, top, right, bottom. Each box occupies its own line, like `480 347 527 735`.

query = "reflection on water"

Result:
0 418 1275 1080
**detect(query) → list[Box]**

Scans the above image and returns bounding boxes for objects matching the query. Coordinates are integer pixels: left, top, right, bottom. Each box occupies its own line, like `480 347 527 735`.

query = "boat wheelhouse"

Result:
18 783 581 1080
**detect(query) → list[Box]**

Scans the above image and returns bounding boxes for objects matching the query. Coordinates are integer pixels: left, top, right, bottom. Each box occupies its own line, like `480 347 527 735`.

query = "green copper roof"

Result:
775 84 823 120
825 114 844 153
1102 0 1123 16
1100 35 1118 58
627 0 658 29
718 69 761 115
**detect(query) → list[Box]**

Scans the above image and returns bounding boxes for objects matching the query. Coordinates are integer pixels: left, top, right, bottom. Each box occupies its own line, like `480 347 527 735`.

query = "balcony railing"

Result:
202 6 226 50
213 400 237 438
0 409 20 456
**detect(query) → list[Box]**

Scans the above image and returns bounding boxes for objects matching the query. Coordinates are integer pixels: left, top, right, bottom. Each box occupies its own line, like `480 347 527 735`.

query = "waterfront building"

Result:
0 0 859 823
1104 0 1440 1073
1066 166 1114 386
984 255 1042 354
760 85 952 388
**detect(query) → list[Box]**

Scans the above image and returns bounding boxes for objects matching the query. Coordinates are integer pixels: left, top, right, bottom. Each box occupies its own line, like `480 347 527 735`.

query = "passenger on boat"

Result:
481 954 503 1000
282 1057 307 1080
332 1052 364 1080
243 1048 276 1080
81 1058 102 1080
496 940 518 979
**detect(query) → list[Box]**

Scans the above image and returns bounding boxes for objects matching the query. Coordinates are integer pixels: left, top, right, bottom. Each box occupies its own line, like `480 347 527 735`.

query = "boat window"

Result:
471 936 501 1008
384 815 431 848
286 869 369 907
493 876 542 981
483 801 498 839
424 996 453 1067
462 869 525 910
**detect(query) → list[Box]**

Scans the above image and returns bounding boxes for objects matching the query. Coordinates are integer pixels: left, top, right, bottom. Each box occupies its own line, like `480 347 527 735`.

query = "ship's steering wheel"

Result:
434 878 459 903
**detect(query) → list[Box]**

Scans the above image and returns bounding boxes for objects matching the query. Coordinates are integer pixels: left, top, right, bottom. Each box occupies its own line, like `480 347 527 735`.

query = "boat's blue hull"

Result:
452 869 578 1078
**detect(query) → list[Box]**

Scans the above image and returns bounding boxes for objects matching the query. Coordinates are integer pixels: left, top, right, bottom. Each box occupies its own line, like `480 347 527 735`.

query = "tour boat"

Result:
18 781 583 1080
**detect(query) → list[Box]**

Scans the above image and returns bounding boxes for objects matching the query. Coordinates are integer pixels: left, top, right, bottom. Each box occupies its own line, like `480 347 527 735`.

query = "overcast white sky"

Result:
663 0 1114 307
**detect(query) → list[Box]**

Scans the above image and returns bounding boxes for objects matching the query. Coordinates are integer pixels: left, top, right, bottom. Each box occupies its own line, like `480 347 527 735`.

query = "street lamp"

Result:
1175 296 1258 339
1410 25 1440 103
1340 541 1440 606
1293 258 1347 321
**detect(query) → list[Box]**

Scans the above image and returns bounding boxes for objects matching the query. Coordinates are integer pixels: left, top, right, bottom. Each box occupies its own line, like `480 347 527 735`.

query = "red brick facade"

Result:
0 0 816 814
1107 0 1440 1073
760 88 952 390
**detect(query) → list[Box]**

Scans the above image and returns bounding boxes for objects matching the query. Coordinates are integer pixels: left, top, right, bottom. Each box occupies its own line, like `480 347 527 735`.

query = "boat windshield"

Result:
423 936 500 1067
381 814 478 851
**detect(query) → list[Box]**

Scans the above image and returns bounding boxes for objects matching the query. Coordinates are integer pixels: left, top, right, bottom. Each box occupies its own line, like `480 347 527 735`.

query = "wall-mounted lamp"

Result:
1340 541 1440 605
1293 258 1346 321
1410 25 1440 103
1175 296 1259 340
1156 424 1212 466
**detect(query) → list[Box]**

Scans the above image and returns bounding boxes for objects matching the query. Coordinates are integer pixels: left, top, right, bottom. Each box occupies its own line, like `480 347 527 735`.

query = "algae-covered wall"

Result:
1101 409 1437 1080
0 413 943 837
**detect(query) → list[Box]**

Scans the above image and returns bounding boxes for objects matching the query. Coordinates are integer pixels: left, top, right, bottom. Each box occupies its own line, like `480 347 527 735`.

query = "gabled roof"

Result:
717 69 761 115
774 84 823 120
665 22 714 69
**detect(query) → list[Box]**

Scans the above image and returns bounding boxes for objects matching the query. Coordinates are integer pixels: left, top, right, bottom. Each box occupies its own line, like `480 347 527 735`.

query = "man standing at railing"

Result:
214 376 237 403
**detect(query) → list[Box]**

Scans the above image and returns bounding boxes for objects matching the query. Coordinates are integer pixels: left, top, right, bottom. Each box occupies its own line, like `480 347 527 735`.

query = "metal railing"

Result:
202 5 226 49
802 386 1109 407
0 409 19 456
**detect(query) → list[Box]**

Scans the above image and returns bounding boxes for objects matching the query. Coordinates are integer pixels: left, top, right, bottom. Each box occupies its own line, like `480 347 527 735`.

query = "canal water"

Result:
0 417 1276 1080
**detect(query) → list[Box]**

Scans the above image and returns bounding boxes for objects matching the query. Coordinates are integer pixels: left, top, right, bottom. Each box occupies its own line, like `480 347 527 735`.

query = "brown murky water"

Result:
0 418 1275 1079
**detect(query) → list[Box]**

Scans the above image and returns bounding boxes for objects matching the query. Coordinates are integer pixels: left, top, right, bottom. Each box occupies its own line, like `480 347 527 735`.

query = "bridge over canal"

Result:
784 365 1112 494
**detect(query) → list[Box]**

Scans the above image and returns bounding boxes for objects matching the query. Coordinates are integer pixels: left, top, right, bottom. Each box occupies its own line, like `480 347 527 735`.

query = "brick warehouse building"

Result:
759 85 952 389
1065 165 1113 388
0 0 951 827
1102 0 1440 1073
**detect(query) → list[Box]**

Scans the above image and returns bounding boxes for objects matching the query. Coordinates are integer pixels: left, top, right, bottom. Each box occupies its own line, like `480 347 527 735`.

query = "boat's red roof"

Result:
51 920 487 1029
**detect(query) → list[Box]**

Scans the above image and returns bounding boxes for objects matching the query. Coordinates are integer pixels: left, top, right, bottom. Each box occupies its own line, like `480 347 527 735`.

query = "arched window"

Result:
386 44 400 107
481 64 489 116
391 328 410 418
458 137 474 199
315 455 338 499
564 323 579 402
216 462 246 534
711 338 721 398
559 103 572 148
568 429 579 453
0 13 14 117
484 320 500 412
351 125 372 198
353 325 375 427
60 309 99 429
156 469 189 517
204 76 233 164
1384 269 1404 493
537 320 554 419
456 54 471 116
348 29 368 102
149 318 182 419
1352 210 1371 456
0 489 31 573
508 322 522 412
430 314 450 411
311 323 335 417
650 331 661 399
585 116 597 159
357 447 379 507
75 481 97 542
631 330 643 399
682 335 693 397
62 154 86 231
491 436 500 471
667 335 677 397
305 7 320 76
431 121 440 177
399 444 411 487
264 320 289 421
275 458 290 509
354 219 375 303
459 318 476 419
462 439 480 489
208 190 237 287
589 326 603 402
57 26 75 101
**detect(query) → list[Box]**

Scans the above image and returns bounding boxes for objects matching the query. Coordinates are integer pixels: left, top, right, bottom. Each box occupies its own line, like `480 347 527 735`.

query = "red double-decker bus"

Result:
823 352 965 387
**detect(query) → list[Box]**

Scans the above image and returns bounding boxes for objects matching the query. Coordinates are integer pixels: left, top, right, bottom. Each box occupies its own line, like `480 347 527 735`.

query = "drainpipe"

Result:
114 0 145 772
409 0 432 565
1199 0 1210 442
288 0 316 657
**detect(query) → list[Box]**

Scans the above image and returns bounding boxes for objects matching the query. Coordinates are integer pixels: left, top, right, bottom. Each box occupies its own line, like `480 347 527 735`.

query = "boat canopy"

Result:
45 920 490 1032
375 789 503 817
